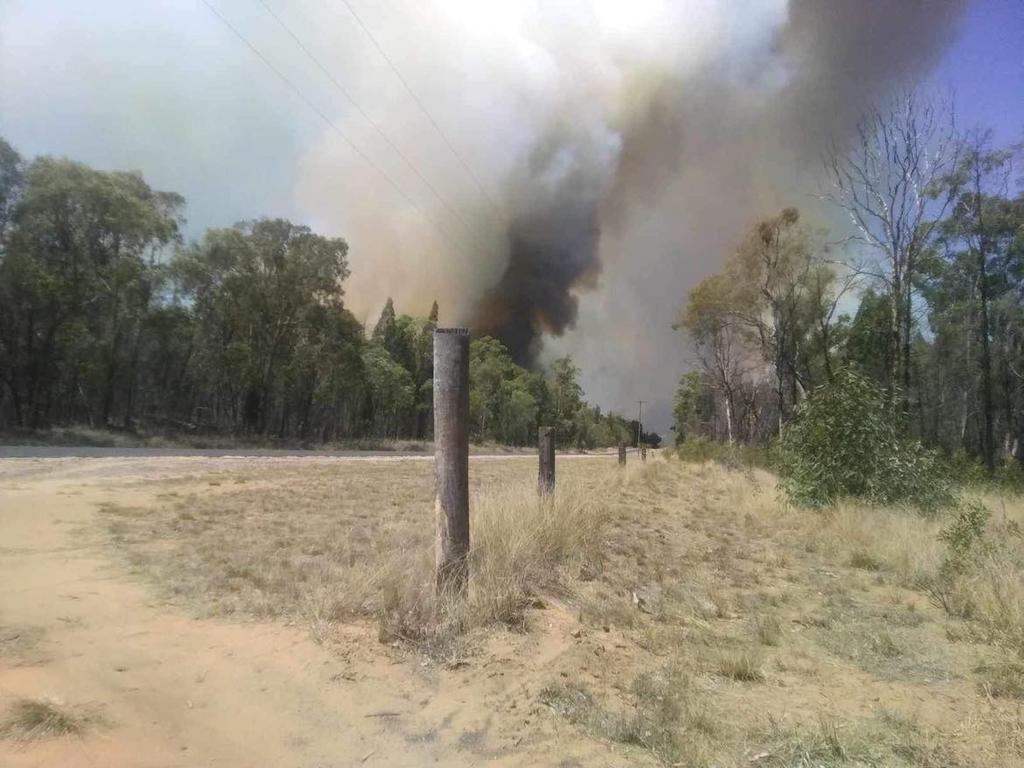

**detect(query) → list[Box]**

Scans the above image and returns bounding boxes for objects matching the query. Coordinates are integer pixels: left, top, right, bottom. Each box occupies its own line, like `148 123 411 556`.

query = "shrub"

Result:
778 369 954 513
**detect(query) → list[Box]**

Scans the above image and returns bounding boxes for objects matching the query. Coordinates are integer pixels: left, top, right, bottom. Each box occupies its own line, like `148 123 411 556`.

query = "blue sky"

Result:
929 0 1023 144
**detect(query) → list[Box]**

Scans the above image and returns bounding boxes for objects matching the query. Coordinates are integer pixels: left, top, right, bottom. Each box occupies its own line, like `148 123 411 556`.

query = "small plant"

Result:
541 667 717 765
754 613 783 646
922 501 991 615
976 660 1024 700
938 501 991 560
0 698 104 741
868 630 903 659
717 649 765 681
849 550 882 571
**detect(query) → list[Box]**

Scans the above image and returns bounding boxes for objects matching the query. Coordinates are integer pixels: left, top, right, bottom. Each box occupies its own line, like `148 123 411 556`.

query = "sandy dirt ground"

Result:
4 455 1021 767
0 457 622 768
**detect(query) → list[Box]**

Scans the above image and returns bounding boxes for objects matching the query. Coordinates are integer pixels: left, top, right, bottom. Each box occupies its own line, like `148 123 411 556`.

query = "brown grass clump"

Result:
753 613 784 646
96 453 1024 765
376 475 610 654
103 457 616 653
0 698 104 741
716 648 765 682
540 665 718 766
758 710 961 768
977 660 1024 700
776 488 1024 655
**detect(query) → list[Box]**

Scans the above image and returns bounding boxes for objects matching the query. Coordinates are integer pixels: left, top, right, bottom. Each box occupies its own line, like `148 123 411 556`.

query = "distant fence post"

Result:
433 328 470 598
618 441 627 466
538 427 555 496
641 445 647 462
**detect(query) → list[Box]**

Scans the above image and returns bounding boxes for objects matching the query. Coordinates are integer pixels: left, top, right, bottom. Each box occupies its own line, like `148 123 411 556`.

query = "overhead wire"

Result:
335 0 503 220
197 0 477 256
254 0 492 250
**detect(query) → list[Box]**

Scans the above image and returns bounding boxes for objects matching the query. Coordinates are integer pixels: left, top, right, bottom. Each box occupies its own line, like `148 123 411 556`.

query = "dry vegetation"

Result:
0 698 105 742
99 454 1024 766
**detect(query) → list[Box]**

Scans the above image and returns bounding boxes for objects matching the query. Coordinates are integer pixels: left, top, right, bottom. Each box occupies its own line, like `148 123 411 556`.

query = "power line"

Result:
254 0 488 249
335 0 501 217
197 0 470 254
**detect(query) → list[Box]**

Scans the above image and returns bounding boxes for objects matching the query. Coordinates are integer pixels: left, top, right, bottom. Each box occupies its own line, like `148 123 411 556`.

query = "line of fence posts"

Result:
433 328 638 600
433 328 470 599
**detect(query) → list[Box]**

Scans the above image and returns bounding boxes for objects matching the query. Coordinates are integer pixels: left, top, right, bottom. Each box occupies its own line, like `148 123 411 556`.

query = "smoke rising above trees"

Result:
0 0 973 430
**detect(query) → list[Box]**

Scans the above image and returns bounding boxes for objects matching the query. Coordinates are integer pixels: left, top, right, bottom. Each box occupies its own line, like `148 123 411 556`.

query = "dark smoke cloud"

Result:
471 129 604 363
466 0 967 424
3 0 968 432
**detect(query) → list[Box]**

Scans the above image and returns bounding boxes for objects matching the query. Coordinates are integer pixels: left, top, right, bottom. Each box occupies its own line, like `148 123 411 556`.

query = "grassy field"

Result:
88 453 1024 767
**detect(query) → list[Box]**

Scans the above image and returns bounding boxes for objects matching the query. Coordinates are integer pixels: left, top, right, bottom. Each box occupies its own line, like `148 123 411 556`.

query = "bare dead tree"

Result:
824 89 961 422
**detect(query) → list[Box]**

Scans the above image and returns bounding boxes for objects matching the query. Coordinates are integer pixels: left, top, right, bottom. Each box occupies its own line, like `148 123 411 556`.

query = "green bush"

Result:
778 369 954 513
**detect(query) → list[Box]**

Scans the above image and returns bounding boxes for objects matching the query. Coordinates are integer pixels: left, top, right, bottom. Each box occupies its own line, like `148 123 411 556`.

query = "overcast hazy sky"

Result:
1 1 1021 433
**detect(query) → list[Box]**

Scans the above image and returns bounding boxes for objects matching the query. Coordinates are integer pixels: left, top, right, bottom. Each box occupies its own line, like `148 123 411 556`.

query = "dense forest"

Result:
0 137 643 448
674 95 1023 472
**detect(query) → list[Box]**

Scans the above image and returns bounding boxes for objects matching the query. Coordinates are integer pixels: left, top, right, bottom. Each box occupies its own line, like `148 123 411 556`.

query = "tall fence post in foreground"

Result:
538 427 555 496
433 328 470 598
618 441 627 466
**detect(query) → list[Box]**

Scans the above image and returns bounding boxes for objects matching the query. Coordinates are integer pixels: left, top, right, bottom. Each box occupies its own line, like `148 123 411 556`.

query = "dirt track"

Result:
0 457 622 768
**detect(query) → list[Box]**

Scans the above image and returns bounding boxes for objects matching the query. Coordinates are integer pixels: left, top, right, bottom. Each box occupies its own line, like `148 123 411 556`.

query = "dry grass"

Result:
99 453 1024 765
540 664 718 766
759 710 964 768
716 648 765 681
0 698 104 741
800 490 1024 654
0 623 46 666
977 660 1024 699
103 457 617 653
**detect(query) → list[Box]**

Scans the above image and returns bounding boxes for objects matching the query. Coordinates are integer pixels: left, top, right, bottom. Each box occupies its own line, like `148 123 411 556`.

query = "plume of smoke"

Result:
0 0 971 431
294 0 966 426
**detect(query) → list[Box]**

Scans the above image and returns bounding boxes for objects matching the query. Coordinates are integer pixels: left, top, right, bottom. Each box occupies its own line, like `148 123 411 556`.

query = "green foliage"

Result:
672 371 701 445
922 501 993 616
676 434 774 471
778 369 955 513
938 501 991 560
0 137 651 446
469 336 539 445
466 339 628 448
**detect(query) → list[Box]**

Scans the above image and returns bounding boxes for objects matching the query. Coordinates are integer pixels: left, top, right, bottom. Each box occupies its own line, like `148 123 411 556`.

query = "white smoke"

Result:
1 0 966 431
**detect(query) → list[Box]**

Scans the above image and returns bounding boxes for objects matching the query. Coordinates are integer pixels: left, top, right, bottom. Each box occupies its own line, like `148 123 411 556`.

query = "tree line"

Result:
674 92 1024 472
0 137 640 448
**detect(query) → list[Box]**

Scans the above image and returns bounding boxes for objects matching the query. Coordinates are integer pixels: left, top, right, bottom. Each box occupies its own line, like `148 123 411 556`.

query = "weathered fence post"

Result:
618 441 627 466
641 445 647 462
538 426 555 496
433 328 470 598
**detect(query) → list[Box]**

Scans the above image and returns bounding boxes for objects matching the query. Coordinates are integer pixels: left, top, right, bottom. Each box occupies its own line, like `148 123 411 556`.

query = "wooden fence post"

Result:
538 426 555 496
433 328 470 597
618 441 627 466
641 446 647 462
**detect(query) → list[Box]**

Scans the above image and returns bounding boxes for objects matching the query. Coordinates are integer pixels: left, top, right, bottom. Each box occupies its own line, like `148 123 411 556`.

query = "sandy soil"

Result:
3 455 1020 767
0 457 625 768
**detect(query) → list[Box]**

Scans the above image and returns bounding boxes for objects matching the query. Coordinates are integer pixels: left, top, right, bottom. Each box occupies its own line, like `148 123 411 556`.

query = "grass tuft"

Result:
717 649 765 682
976 660 1024 699
754 613 784 646
0 698 105 741
541 665 717 765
